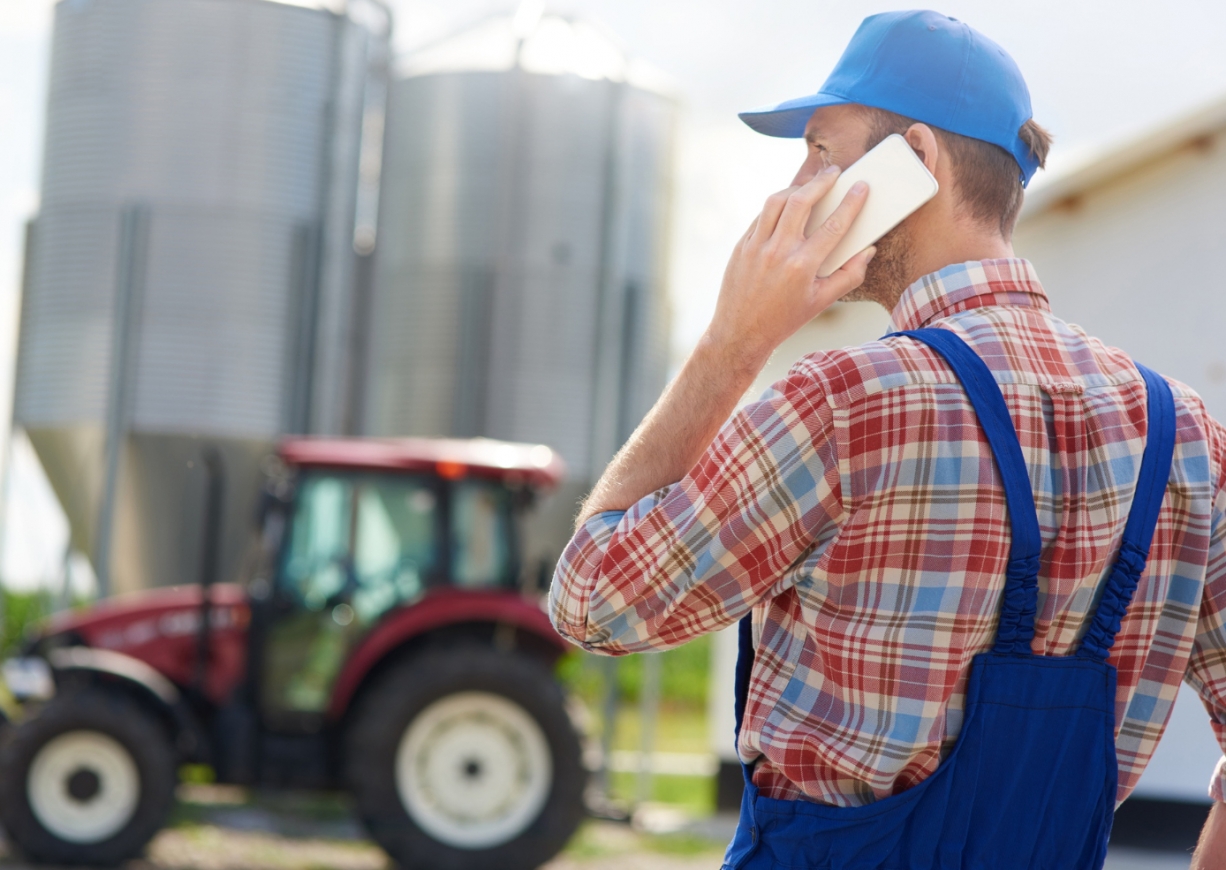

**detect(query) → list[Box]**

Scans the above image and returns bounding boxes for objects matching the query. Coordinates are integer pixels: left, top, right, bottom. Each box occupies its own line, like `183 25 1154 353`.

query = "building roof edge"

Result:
1019 92 1226 222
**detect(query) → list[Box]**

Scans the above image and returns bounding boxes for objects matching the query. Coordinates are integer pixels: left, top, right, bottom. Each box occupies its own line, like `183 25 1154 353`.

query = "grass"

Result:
557 640 721 819
169 785 360 834
584 690 716 816
556 635 712 709
644 830 727 856
608 704 711 754
560 820 725 860
607 771 714 816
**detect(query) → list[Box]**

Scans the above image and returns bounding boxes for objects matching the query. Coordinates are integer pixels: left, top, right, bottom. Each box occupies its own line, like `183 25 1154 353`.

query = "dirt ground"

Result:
0 787 1193 870
0 821 725 870
0 787 728 870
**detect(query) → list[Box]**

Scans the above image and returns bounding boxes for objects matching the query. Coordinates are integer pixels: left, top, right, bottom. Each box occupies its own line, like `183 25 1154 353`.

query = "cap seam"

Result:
950 22 974 131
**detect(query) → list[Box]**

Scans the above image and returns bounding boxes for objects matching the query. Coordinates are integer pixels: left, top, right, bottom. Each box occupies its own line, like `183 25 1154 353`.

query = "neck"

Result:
908 221 1015 287
870 218 1015 314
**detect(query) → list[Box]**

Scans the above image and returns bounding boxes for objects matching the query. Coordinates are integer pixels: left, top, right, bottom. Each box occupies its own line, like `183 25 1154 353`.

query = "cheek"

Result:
791 153 828 186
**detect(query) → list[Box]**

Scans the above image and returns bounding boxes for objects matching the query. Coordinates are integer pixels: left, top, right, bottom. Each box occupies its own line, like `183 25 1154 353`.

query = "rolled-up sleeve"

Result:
549 366 844 655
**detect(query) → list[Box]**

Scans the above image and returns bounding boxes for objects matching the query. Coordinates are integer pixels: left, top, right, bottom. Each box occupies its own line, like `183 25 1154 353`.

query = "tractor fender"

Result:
46 646 208 761
328 588 570 720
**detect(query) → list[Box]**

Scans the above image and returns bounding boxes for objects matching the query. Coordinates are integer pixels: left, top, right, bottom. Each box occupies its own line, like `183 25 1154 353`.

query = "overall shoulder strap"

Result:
1076 363 1176 661
891 328 1043 655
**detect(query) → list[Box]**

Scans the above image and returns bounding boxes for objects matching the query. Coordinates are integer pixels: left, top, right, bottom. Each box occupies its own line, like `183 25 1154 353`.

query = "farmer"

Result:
550 10 1226 868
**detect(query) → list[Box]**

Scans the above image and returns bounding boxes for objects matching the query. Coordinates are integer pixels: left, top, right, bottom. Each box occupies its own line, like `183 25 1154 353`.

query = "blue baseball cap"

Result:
739 10 1041 186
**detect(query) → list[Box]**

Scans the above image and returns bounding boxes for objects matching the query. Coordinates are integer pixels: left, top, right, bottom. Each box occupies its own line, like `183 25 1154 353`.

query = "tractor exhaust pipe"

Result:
195 447 225 693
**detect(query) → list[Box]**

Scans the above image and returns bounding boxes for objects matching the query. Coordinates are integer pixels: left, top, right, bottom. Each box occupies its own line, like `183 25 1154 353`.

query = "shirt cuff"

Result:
1210 756 1226 802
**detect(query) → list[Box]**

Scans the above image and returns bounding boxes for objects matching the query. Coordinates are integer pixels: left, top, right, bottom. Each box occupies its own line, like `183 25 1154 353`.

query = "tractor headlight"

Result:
2 656 55 701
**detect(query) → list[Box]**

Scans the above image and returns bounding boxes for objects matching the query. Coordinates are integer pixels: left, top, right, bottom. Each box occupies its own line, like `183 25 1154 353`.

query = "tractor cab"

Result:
0 438 585 870
253 437 562 735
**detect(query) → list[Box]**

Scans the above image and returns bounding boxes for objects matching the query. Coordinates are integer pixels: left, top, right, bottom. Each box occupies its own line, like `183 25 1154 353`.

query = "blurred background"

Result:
2 0 1226 867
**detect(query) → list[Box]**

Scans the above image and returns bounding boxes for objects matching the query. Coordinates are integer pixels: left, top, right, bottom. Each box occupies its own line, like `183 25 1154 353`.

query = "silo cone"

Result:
13 0 388 595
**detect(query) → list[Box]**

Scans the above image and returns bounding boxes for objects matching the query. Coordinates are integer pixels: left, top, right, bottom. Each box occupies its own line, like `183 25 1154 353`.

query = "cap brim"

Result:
738 92 851 138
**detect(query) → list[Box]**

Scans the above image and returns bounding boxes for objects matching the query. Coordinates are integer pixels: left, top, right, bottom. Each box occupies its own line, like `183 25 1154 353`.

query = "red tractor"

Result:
0 437 585 869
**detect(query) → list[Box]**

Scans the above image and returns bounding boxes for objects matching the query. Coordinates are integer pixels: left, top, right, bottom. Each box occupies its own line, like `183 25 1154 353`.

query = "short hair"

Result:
858 106 1053 239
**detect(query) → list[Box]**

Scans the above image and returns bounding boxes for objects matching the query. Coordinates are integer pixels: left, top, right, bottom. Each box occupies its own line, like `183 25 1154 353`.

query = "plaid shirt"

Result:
551 259 1226 807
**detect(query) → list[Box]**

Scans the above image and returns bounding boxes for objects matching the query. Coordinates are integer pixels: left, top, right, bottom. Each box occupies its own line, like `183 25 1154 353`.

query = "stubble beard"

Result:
839 222 914 313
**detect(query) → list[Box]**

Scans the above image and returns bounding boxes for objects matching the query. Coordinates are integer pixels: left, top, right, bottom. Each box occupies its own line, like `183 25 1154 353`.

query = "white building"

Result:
1014 95 1226 804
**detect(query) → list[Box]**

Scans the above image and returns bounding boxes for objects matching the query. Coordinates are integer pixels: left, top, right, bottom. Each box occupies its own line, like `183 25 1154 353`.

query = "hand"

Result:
704 164 873 373
571 164 872 528
1193 801 1226 869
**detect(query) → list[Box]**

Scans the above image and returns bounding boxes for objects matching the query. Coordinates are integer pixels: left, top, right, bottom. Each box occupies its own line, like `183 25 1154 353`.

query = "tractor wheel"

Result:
0 688 176 865
345 644 585 870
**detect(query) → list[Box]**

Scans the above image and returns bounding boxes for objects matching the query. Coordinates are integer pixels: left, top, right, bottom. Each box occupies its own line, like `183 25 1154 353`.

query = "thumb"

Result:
811 245 876 309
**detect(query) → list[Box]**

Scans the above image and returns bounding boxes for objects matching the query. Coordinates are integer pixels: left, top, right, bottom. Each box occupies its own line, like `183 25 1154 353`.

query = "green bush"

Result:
557 633 711 710
0 589 55 658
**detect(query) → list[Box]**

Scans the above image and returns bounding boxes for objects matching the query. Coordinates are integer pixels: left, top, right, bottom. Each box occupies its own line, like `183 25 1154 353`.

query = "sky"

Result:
2 0 1226 589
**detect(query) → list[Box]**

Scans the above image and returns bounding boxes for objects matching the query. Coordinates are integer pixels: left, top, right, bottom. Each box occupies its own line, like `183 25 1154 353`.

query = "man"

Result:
550 10 1226 868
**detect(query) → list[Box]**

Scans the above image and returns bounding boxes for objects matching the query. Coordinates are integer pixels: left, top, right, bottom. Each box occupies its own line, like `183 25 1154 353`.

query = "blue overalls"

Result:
723 328 1176 870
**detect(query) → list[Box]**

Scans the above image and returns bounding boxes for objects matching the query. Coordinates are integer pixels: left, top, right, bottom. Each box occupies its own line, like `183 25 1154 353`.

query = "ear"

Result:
904 123 940 175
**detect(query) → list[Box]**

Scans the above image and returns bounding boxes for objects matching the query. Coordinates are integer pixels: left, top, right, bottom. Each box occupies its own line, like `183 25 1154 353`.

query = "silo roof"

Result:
396 5 675 95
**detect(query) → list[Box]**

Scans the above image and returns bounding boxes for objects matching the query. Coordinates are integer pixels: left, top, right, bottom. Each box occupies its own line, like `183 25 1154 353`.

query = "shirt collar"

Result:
886 259 1050 333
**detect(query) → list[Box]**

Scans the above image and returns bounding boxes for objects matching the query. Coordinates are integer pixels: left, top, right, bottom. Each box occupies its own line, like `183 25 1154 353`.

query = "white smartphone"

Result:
806 133 939 278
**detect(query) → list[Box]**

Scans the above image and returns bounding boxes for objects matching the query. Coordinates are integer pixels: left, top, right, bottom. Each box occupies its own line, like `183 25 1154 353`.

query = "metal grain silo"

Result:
366 11 676 550
13 0 389 595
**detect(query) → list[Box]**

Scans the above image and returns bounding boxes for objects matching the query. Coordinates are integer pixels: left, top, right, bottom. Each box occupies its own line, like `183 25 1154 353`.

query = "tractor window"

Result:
451 480 514 588
265 473 442 723
351 480 438 622
283 476 353 610
280 473 440 620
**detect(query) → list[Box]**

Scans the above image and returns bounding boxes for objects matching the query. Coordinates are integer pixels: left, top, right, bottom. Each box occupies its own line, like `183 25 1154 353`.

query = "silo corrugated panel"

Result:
19 0 336 437
13 0 383 593
367 71 512 442
368 15 676 532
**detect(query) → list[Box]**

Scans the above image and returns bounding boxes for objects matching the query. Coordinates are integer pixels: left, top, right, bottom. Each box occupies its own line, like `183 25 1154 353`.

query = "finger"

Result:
812 245 876 307
751 185 800 243
802 180 869 262
731 217 757 259
741 213 759 242
775 163 843 239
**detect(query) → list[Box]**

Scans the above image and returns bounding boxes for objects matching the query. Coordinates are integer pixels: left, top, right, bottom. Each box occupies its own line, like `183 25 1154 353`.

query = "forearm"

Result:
1193 801 1226 870
553 169 871 644
575 334 766 529
573 164 870 529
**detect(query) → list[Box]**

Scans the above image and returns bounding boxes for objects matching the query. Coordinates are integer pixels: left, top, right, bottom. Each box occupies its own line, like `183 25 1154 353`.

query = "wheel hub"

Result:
395 691 552 850
66 768 101 802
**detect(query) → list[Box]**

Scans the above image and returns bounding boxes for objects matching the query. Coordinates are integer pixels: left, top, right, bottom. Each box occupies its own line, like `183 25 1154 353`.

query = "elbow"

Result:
547 584 599 651
573 637 632 658
547 610 629 657
546 601 632 658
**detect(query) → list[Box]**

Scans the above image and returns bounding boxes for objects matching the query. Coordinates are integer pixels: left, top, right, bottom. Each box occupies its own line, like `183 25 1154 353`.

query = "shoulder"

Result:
779 335 953 412
1077 328 1213 434
1159 373 1226 485
1075 329 1222 485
